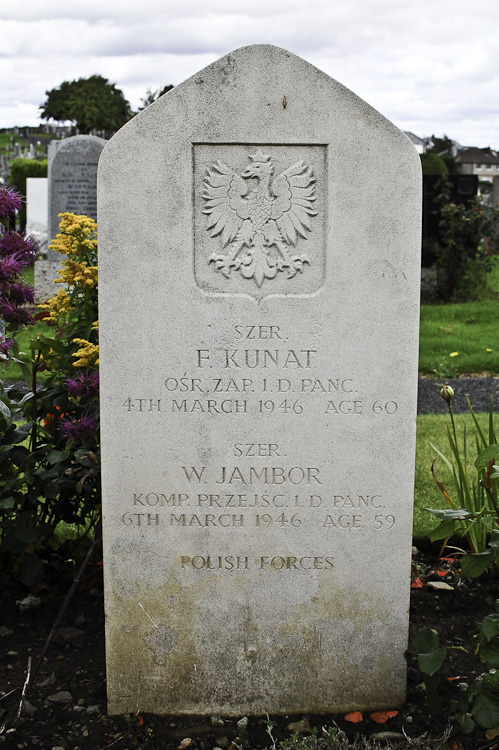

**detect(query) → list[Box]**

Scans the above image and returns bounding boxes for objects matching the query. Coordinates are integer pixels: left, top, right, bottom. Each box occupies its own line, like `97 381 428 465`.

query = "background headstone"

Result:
99 45 421 717
35 135 106 300
26 177 48 239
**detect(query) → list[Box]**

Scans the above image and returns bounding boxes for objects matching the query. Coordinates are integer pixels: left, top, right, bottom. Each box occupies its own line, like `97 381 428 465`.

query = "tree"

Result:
420 152 448 175
138 85 174 111
40 75 132 136
428 135 458 173
429 134 454 155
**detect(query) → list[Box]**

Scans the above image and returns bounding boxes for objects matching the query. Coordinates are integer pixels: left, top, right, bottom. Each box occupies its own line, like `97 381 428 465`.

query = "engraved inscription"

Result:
202 151 317 287
178 555 334 570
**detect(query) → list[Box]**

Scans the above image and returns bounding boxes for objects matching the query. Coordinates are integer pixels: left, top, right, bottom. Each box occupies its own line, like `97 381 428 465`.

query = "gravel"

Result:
417 376 499 414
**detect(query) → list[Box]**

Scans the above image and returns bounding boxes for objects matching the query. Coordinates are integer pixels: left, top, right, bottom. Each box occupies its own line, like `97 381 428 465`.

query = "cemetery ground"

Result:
3 320 499 747
3 249 499 748
1 470 498 750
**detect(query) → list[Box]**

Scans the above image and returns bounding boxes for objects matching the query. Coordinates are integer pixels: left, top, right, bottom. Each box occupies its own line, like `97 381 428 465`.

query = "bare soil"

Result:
0 544 497 750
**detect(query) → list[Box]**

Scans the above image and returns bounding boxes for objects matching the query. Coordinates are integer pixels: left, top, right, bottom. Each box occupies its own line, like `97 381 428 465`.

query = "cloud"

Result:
0 0 498 145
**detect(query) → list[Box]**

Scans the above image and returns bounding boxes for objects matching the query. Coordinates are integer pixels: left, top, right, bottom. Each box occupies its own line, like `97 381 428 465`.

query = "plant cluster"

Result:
414 604 499 735
429 176 499 302
0 209 100 585
427 386 499 577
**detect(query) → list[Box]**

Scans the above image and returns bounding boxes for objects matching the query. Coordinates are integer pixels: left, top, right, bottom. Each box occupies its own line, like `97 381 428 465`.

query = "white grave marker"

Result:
99 45 421 716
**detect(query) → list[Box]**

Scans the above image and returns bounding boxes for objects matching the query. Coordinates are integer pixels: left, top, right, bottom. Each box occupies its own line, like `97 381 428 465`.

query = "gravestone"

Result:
99 45 421 716
47 135 106 246
35 135 106 300
26 177 48 238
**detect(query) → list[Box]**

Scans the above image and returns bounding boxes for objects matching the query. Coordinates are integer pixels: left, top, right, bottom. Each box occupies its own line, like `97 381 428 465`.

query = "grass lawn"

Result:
419 259 499 376
414 411 493 540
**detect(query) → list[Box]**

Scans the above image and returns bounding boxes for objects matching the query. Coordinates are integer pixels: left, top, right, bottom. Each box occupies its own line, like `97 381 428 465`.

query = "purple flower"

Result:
0 296 34 326
7 281 35 306
0 231 38 261
0 184 23 220
66 371 100 398
0 337 14 357
0 252 30 281
60 414 99 444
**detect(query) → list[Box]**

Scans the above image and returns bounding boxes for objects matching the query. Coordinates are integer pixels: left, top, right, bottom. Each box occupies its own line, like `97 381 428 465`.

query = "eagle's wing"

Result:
270 161 317 245
202 161 251 247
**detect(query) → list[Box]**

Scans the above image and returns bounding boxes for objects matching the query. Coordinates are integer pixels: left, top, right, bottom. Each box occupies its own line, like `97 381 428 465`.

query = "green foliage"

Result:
0 213 100 585
427 176 499 302
8 158 48 230
139 84 174 110
420 153 448 175
428 135 454 155
425 135 458 174
414 602 499 734
40 75 132 136
427 394 499 575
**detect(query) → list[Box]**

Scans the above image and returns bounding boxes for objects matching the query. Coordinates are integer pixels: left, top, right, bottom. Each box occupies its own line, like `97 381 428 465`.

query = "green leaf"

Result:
425 507 472 520
427 519 461 542
418 648 447 676
430 442 453 473
476 444 499 469
0 399 12 430
0 496 16 510
481 614 499 641
472 689 499 728
461 551 493 578
47 450 70 465
455 712 475 734
413 629 447 676
8 424 31 445
488 531 499 549
480 642 499 668
413 628 441 652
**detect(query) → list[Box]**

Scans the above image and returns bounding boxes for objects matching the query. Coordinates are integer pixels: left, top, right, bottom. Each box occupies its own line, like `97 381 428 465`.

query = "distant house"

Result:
404 132 430 154
455 147 499 183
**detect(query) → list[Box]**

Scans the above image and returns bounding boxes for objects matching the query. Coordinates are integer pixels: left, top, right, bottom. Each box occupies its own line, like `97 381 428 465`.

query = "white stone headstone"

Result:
99 45 421 717
26 177 48 236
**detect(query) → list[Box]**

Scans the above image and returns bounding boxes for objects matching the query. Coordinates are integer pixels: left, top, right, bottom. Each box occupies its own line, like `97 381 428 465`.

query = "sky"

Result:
2 0 499 148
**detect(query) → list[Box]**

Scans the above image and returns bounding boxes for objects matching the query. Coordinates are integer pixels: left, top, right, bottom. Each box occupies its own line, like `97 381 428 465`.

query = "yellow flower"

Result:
55 259 98 288
38 289 74 322
72 339 99 368
486 348 493 352
48 213 97 258
450 352 459 357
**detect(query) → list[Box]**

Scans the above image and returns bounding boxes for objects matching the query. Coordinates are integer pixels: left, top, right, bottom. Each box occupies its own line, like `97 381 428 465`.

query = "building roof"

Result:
456 147 499 165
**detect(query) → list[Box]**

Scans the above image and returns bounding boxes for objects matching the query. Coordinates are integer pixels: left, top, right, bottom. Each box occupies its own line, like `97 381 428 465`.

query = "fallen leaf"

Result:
370 710 398 724
411 577 423 588
486 729 499 740
436 570 449 577
136 714 144 726
344 711 363 723
446 676 461 682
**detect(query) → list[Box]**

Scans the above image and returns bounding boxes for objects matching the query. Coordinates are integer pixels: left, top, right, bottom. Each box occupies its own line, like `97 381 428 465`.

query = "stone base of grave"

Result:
34 258 64 302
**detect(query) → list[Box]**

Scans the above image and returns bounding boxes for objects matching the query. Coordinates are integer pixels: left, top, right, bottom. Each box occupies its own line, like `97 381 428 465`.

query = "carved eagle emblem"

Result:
202 151 317 287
